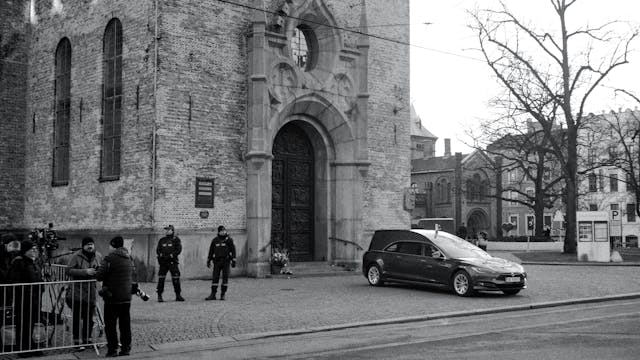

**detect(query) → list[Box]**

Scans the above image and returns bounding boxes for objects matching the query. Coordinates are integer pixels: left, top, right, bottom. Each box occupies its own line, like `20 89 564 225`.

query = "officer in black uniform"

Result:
156 225 185 302
205 225 236 300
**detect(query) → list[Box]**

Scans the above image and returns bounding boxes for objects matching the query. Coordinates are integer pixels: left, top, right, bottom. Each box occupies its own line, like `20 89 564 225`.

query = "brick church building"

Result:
0 0 411 277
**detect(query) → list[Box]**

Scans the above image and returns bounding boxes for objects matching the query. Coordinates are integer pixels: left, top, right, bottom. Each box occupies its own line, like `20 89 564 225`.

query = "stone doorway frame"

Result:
245 0 370 277
245 99 368 277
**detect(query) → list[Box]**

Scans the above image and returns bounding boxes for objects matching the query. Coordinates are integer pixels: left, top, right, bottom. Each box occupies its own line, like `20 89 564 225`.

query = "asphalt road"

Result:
288 299 640 360
126 263 640 346
133 298 640 360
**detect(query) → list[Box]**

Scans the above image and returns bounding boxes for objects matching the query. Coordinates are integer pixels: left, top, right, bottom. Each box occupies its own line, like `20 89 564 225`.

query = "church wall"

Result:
0 1 28 230
361 0 411 241
153 0 249 232
152 0 251 277
22 0 156 233
5 0 411 278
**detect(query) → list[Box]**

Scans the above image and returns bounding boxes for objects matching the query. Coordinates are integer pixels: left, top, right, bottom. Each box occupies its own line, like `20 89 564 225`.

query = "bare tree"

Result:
469 0 638 253
483 126 565 237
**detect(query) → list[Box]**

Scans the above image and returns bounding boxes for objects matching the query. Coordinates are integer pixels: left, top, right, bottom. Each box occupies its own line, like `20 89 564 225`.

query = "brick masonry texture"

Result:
1 0 411 277
0 1 28 229
22 0 155 230
361 0 411 235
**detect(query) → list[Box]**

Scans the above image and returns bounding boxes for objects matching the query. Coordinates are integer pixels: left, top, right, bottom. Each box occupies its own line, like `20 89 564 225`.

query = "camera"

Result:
135 288 150 302
28 223 66 259
131 283 150 301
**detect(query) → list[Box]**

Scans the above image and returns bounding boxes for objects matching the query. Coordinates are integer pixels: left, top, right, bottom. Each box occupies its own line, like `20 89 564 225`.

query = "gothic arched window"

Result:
101 18 123 180
53 37 71 185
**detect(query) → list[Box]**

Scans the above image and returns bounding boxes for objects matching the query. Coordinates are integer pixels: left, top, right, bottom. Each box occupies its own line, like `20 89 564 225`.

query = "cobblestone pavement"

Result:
123 263 640 348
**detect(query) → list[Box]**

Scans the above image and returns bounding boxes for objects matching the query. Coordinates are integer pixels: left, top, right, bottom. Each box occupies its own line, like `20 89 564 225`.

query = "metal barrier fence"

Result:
0 265 106 356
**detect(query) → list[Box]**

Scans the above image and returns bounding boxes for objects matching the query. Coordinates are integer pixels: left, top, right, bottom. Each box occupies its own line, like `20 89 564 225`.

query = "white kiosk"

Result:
576 211 610 262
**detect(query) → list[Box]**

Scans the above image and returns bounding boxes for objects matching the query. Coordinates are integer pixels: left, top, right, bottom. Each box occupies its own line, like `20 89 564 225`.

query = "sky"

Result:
409 0 640 156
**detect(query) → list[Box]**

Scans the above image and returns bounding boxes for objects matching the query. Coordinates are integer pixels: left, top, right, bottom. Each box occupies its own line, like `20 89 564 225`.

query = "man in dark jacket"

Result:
205 226 236 301
95 236 135 357
155 225 184 302
66 236 102 347
0 233 21 347
8 240 44 357
0 233 19 283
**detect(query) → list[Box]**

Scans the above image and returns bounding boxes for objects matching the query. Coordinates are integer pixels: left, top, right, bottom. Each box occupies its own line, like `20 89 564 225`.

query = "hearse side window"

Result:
385 243 399 252
425 243 442 258
396 242 423 256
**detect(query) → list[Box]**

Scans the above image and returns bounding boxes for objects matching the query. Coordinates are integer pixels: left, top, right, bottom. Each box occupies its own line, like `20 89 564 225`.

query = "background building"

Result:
410 105 437 160
410 121 495 238
488 109 640 247
0 0 412 277
578 109 640 248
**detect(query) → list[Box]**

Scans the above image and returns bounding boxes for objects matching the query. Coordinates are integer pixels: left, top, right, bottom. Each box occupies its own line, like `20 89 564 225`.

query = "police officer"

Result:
205 226 236 301
156 225 184 302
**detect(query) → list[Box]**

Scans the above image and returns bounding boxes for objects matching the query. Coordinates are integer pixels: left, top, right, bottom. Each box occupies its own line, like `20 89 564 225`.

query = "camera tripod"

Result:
38 250 106 355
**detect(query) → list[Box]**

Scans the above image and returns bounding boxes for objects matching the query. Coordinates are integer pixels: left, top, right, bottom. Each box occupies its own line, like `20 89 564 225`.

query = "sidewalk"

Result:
491 247 640 266
28 254 640 359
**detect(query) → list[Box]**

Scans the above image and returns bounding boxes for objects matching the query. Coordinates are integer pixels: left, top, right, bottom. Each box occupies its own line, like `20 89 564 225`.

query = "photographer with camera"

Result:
95 236 135 357
155 225 184 302
65 237 102 348
205 226 236 301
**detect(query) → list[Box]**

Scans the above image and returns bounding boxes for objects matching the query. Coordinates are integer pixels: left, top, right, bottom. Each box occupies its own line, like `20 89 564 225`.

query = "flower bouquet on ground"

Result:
271 248 292 274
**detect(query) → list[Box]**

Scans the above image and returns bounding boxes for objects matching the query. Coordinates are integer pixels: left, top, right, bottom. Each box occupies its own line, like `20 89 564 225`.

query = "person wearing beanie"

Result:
205 225 236 301
96 236 135 357
0 233 19 283
110 236 124 248
65 236 102 348
7 239 43 356
155 225 184 302
0 233 20 346
18 240 36 257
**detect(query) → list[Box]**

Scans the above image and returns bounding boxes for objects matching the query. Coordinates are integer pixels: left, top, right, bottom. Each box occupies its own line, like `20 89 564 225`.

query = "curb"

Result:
522 261 640 266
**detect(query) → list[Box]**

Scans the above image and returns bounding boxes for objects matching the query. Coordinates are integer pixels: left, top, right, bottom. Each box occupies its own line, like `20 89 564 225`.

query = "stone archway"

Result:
467 209 490 238
245 0 370 277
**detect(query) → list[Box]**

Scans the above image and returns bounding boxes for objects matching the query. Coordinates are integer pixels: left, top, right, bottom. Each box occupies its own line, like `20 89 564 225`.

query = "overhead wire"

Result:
213 0 638 94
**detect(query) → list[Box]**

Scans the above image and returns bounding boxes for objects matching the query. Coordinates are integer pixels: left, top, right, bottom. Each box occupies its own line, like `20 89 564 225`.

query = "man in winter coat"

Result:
205 226 236 301
8 240 44 357
155 225 184 302
0 233 21 301
0 233 21 348
65 237 102 347
95 236 135 357
0 233 20 283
